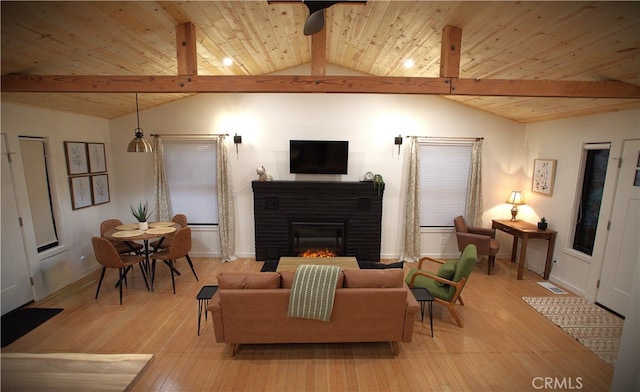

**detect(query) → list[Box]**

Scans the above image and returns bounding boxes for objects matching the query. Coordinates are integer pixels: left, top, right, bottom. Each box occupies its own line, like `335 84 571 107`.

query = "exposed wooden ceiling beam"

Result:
440 25 462 78
0 74 452 94
451 78 640 98
310 22 327 76
3 74 639 98
176 22 197 76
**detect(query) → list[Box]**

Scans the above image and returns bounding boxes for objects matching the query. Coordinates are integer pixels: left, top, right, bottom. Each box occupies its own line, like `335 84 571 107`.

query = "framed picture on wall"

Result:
88 142 107 173
532 159 557 196
69 176 92 210
91 174 110 205
64 141 88 175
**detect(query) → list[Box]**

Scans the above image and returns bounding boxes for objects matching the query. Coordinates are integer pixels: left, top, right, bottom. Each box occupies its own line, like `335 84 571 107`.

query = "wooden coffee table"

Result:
276 257 359 272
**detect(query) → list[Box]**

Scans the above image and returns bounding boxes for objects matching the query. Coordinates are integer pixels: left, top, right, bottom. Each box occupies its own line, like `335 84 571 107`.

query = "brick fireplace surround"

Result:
252 181 384 262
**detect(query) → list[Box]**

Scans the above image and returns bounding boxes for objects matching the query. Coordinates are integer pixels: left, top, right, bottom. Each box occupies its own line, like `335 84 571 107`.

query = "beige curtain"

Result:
402 137 420 262
217 136 237 262
465 139 483 226
153 136 171 222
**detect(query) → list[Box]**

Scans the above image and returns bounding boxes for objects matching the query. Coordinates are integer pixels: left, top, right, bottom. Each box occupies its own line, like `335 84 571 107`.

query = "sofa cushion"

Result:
342 269 404 288
217 272 280 289
436 260 457 287
280 270 344 289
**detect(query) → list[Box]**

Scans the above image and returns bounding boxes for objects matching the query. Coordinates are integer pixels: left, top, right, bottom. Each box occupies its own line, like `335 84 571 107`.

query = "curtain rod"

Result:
406 136 483 141
150 133 229 137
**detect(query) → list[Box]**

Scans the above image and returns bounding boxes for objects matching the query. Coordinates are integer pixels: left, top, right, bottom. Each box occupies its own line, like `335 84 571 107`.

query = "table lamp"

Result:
506 190 525 221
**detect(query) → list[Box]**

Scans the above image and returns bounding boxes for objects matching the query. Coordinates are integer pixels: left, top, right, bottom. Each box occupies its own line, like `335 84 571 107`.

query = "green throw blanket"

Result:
288 264 341 322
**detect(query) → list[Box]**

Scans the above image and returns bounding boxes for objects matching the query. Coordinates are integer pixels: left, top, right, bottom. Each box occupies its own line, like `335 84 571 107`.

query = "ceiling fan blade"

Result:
303 8 325 35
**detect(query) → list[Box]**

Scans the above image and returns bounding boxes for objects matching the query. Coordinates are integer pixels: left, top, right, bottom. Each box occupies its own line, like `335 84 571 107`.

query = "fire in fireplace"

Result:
299 249 337 258
291 221 345 257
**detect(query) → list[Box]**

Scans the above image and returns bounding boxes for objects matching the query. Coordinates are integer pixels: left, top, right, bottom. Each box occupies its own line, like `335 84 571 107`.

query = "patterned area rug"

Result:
522 296 623 366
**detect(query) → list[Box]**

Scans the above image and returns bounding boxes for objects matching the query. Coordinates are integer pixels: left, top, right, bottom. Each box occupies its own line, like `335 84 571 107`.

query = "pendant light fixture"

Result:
126 93 153 152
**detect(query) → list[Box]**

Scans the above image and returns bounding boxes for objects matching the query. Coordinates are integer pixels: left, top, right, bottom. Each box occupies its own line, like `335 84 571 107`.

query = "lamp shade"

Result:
127 129 153 152
506 190 525 205
126 93 153 152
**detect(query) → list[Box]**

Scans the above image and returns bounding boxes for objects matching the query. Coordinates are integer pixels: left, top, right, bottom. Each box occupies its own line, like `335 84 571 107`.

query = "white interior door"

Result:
597 139 640 316
1 135 33 315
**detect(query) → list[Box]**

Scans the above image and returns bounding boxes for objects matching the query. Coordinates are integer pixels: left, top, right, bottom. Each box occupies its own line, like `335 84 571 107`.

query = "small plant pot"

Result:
537 222 548 230
139 221 149 230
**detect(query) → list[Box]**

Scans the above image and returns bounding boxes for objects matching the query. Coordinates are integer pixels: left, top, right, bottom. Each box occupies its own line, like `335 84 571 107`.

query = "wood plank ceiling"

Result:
1 1 639 123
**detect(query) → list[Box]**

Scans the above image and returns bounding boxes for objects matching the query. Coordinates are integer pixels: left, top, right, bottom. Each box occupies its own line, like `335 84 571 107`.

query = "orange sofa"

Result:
208 269 420 355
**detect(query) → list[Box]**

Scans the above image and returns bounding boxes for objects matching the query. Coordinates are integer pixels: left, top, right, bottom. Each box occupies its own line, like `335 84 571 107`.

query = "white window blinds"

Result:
419 143 472 227
162 139 218 225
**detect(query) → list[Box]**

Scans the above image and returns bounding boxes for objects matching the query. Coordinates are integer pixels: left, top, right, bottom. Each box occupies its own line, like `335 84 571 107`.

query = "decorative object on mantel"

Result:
373 174 385 196
363 171 374 182
532 159 557 195
538 217 548 230
505 190 525 221
130 201 152 230
126 93 153 153
256 166 268 181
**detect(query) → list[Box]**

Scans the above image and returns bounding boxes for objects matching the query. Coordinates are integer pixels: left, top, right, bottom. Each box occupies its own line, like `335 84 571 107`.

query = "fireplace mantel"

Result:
252 181 384 261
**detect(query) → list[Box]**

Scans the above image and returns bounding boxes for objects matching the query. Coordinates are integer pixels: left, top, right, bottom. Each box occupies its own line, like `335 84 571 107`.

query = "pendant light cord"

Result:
135 93 141 133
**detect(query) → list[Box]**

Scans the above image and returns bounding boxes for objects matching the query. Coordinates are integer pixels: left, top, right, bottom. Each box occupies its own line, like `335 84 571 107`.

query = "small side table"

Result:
197 285 218 336
410 287 434 337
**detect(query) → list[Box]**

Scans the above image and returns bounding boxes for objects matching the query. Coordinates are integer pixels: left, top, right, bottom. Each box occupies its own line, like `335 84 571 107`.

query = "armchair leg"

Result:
446 303 463 327
488 255 496 275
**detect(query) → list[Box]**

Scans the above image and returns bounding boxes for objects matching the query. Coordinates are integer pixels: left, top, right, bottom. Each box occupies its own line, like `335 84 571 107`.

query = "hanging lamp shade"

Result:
127 128 153 152
126 93 153 152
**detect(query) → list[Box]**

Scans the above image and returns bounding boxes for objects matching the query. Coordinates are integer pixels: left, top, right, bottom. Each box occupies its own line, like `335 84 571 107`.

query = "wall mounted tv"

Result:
290 140 349 174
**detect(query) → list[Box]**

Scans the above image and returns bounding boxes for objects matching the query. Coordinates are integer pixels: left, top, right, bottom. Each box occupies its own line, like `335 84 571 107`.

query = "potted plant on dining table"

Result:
131 201 152 230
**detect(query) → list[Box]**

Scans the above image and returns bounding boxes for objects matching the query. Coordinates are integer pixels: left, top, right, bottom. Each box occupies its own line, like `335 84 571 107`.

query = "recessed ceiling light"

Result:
223 57 233 66
403 59 415 69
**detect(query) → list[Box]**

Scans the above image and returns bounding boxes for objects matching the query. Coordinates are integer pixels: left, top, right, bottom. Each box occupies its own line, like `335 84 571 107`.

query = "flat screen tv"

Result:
290 140 349 174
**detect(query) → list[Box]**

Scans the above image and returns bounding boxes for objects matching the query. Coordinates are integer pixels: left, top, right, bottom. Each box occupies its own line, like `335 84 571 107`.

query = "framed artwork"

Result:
88 142 107 173
532 159 557 195
64 141 88 175
69 176 92 210
91 174 110 205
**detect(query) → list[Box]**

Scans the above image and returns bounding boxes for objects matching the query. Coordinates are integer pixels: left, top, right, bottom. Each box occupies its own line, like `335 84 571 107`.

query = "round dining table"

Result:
104 221 181 291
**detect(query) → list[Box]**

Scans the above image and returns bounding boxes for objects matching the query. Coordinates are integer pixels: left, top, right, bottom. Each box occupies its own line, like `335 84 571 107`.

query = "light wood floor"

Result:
2 257 614 391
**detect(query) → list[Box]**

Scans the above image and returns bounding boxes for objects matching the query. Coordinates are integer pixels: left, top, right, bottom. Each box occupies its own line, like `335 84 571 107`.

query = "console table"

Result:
491 220 557 280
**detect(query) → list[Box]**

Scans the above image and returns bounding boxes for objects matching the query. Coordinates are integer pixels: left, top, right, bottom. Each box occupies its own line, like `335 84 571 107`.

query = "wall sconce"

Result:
394 134 403 156
506 190 525 221
233 133 242 158
126 93 153 152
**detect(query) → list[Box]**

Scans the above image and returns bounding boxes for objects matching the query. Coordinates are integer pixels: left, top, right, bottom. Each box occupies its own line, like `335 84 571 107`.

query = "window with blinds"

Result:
419 142 472 227
162 139 218 225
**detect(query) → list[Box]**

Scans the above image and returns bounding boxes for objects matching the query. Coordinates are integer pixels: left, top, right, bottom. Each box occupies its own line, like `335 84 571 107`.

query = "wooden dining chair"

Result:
150 214 187 251
91 236 148 305
151 226 198 294
100 219 143 255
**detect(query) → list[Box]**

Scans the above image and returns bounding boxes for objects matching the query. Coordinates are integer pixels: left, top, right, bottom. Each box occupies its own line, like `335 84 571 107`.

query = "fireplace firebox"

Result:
252 181 384 261
291 221 345 256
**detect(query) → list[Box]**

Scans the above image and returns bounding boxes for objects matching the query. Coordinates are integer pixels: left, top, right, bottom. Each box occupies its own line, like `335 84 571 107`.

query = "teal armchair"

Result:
405 245 478 327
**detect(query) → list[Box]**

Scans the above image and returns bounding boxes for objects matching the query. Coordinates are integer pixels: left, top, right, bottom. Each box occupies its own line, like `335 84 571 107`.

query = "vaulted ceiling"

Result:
2 1 639 123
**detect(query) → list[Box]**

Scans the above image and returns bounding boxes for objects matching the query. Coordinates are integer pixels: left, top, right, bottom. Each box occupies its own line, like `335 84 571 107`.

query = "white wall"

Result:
523 110 640 298
1 103 113 299
108 92 524 261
